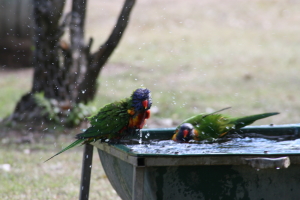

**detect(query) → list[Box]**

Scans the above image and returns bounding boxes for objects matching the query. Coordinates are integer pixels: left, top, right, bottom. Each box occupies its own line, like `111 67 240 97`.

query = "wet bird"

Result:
45 88 152 162
173 107 279 142
172 123 194 143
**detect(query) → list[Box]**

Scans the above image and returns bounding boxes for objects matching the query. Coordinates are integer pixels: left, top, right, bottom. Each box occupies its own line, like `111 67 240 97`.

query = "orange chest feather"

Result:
128 110 151 129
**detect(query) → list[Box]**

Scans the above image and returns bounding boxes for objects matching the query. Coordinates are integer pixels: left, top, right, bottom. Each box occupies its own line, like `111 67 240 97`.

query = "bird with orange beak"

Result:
172 123 194 143
45 88 152 162
173 107 279 142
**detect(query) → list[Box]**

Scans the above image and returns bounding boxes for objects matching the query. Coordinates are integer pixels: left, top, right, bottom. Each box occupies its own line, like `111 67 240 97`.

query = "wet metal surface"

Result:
93 124 300 200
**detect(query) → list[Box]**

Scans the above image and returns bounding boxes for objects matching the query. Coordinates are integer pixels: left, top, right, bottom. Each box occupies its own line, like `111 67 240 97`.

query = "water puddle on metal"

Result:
127 137 300 155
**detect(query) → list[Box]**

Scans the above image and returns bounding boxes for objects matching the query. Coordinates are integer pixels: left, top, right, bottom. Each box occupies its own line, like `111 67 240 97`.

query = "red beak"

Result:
142 100 148 109
183 129 189 138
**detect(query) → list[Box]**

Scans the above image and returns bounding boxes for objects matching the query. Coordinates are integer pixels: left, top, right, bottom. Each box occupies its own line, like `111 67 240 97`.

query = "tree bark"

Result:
78 0 136 103
7 0 136 126
69 0 88 103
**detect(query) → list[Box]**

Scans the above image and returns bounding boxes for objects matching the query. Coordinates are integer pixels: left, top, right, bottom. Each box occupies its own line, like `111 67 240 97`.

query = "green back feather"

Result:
44 97 131 162
183 114 234 140
77 99 131 139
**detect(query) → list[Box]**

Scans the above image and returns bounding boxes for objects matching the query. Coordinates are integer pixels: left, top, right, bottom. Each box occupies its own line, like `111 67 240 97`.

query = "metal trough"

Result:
88 125 300 200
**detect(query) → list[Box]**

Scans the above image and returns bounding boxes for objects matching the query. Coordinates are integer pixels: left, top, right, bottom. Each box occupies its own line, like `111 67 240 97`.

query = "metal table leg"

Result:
132 166 145 200
79 144 94 200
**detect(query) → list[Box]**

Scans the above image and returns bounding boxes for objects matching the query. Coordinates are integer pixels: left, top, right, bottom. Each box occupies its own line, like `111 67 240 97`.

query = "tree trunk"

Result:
7 0 136 126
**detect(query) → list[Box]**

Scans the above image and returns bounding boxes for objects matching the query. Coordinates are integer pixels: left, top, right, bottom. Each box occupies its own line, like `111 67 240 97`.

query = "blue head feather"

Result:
177 123 194 142
131 88 152 111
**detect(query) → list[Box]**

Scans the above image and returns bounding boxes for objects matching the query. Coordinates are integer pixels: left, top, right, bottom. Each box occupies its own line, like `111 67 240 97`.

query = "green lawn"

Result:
1 0 300 199
0 142 121 200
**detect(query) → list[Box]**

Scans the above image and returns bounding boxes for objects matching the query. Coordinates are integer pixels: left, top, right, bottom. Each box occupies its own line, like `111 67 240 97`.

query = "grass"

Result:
0 140 121 200
0 69 33 121
1 0 300 199
87 0 300 124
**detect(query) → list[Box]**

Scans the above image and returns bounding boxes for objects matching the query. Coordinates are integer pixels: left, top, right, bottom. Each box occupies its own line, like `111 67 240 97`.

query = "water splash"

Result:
128 138 300 155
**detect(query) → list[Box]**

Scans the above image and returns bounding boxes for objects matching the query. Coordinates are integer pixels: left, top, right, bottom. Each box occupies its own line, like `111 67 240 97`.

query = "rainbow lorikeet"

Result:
45 88 152 162
172 123 195 143
172 107 279 142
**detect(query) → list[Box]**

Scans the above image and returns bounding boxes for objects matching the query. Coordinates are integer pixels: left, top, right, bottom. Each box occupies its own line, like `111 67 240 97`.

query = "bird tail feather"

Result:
44 139 84 162
234 112 279 129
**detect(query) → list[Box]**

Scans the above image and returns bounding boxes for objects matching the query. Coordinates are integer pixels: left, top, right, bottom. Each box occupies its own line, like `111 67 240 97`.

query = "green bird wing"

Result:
176 107 232 140
44 101 131 162
77 99 131 139
182 114 234 140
